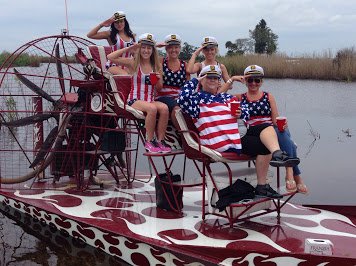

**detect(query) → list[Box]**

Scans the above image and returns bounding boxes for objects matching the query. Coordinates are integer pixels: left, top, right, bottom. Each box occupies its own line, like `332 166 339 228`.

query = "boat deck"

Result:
1 173 356 265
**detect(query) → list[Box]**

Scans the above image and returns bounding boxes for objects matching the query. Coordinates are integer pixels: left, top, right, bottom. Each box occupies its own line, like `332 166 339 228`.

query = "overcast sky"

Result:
1 0 355 56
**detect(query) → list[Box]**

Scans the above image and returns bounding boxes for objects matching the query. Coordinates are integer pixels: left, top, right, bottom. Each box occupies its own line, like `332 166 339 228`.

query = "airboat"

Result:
1 33 356 265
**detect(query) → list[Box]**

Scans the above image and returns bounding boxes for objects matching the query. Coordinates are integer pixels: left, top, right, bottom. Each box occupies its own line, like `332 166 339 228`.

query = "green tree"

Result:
180 42 203 61
225 38 254 56
249 19 278 54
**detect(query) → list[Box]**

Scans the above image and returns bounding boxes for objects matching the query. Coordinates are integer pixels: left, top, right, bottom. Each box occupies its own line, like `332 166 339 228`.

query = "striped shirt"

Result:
156 58 187 99
241 91 272 127
129 66 155 103
178 78 250 153
106 35 134 69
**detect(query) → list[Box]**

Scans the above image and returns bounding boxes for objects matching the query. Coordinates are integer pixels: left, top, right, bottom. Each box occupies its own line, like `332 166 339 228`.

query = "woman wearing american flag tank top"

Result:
221 65 308 194
155 34 190 126
107 33 171 153
87 11 135 75
178 65 300 199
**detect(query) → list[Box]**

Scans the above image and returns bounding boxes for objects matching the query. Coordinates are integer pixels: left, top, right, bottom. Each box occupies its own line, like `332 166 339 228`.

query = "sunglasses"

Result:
247 78 262 84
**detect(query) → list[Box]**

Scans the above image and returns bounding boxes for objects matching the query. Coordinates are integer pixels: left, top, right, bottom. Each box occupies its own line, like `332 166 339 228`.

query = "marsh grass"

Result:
219 48 356 81
0 51 77 68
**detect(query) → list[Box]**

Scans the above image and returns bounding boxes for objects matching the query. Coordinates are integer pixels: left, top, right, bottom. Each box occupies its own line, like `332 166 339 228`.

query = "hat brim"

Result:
245 70 264 76
203 43 218 49
114 16 125 22
166 40 181 46
200 72 220 78
207 73 221 78
139 40 155 46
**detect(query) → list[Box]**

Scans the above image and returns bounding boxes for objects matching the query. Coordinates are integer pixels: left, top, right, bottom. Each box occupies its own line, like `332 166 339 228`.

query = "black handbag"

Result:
155 171 183 211
214 179 255 211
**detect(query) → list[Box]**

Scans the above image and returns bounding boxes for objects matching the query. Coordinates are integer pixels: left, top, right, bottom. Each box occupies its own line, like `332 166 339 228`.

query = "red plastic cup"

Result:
230 101 240 116
276 116 287 132
149 72 159 85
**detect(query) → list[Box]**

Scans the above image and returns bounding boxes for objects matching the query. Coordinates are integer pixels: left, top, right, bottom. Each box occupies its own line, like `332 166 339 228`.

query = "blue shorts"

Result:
155 96 178 113
127 99 138 106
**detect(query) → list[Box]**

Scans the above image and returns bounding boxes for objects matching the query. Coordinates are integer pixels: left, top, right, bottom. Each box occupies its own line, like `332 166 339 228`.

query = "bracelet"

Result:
227 78 233 84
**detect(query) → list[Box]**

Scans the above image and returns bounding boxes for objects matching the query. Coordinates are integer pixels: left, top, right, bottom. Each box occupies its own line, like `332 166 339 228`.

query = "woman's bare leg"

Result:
131 101 157 141
108 66 128 75
255 154 272 185
153 101 169 141
259 126 280 153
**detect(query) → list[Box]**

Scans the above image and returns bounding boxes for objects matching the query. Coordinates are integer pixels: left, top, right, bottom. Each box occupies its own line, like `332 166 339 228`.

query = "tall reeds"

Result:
0 51 77 68
219 47 356 81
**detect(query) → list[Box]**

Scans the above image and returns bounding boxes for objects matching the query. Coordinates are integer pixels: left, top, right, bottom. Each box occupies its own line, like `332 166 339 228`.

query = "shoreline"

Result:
219 52 356 82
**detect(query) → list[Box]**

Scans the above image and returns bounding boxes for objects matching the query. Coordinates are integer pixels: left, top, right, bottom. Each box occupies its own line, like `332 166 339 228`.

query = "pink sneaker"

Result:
144 141 161 153
156 140 171 153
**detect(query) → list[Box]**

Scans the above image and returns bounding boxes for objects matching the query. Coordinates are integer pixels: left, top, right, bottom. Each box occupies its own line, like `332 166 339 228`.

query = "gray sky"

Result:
1 0 355 56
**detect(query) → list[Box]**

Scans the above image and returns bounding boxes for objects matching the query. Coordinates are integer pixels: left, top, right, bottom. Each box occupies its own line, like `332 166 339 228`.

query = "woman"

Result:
87 11 135 74
187 36 230 82
224 65 308 194
155 34 190 125
178 65 300 199
107 33 171 153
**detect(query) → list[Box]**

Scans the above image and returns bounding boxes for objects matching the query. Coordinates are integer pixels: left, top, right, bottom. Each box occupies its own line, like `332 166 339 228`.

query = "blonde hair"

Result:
133 45 161 73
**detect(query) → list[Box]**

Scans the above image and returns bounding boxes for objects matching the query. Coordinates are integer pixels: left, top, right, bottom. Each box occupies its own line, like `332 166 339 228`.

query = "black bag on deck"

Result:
101 131 126 152
215 179 255 211
155 171 183 211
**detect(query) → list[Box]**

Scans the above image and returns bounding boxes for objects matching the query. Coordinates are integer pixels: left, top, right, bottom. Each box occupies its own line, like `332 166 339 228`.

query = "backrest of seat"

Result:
111 75 132 102
87 45 112 71
109 75 145 119
175 109 253 162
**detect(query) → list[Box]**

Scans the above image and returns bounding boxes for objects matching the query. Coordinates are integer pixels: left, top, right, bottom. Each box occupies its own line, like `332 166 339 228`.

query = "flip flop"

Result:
297 183 308 194
285 179 297 192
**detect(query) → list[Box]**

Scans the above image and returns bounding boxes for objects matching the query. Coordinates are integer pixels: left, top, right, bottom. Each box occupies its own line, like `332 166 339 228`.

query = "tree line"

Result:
178 19 278 60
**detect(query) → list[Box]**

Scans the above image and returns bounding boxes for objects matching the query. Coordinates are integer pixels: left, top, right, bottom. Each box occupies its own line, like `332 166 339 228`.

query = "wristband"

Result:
227 79 233 84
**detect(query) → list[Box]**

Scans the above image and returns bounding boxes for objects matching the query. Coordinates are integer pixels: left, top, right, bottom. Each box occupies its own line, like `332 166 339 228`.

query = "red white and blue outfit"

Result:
128 66 155 104
241 91 272 126
156 58 188 112
240 91 301 175
158 58 187 98
178 78 249 153
106 35 134 69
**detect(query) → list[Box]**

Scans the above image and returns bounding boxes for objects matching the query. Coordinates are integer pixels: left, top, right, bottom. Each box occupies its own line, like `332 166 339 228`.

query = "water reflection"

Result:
0 204 129 266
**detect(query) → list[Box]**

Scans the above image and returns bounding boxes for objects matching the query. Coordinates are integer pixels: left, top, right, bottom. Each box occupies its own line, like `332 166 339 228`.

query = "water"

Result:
1 79 356 264
0 204 129 266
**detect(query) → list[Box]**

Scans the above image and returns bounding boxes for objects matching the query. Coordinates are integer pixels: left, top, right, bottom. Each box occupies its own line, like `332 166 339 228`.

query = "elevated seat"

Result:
174 109 293 227
86 45 113 79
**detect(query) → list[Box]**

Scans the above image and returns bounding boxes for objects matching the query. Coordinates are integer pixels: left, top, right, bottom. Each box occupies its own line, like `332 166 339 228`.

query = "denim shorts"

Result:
127 99 138 106
155 96 178 113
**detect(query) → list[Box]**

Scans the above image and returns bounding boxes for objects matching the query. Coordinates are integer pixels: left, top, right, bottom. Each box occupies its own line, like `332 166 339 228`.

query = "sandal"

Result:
285 179 297 192
297 183 308 194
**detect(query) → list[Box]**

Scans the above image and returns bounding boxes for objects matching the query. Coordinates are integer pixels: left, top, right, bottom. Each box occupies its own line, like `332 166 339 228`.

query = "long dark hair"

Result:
109 18 135 44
